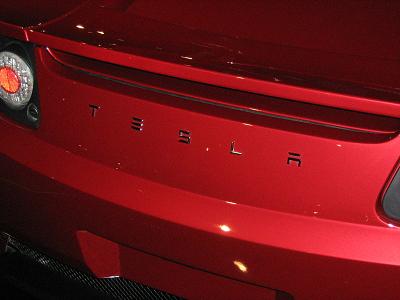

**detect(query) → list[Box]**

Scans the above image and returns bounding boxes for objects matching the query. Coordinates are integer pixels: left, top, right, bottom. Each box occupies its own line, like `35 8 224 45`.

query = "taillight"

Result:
382 168 400 222
0 37 39 128
0 51 34 110
0 66 21 94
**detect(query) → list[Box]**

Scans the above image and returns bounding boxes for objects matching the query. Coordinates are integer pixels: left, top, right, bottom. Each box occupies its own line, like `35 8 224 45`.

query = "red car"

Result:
1 1 400 299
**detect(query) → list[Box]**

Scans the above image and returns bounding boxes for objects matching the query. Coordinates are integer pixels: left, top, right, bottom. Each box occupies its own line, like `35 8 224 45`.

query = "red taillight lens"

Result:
0 66 20 94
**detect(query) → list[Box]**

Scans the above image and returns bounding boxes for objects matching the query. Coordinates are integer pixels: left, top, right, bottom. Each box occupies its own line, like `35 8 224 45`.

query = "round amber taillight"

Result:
0 66 21 94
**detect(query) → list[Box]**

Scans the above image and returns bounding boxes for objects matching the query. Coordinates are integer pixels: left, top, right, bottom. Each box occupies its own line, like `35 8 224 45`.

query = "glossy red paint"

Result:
1 1 400 299
0 1 85 27
35 48 399 224
4 1 400 116
76 231 277 299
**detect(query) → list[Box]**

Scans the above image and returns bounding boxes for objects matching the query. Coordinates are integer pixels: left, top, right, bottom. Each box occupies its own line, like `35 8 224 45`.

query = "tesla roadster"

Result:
1 1 400 299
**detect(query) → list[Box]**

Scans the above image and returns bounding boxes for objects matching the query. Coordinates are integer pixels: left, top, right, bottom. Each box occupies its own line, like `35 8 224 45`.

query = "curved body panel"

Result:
1 1 400 299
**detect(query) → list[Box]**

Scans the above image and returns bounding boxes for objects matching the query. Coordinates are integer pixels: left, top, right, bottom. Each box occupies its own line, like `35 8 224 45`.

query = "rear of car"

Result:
1 1 400 299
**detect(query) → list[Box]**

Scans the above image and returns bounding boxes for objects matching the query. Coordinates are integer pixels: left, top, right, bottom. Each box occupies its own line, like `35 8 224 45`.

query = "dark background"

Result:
0 281 35 299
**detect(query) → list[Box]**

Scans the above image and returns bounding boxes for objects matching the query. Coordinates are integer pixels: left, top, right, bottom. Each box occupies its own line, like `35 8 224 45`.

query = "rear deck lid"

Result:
16 0 400 117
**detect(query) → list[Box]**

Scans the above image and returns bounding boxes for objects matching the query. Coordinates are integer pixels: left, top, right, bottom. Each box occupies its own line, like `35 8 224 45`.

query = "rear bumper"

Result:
1 117 400 300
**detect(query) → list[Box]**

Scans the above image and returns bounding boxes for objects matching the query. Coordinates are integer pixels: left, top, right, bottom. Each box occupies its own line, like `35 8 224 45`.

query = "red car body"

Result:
1 1 400 299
